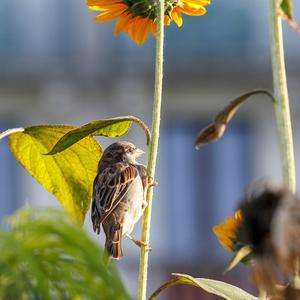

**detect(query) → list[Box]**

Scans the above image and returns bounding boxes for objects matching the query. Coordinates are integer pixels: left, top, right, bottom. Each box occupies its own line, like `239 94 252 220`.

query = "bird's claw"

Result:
126 234 152 251
133 239 152 252
148 176 158 187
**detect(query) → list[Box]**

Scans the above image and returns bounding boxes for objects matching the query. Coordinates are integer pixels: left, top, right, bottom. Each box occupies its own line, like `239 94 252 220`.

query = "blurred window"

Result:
160 121 250 261
0 1 18 59
166 3 253 56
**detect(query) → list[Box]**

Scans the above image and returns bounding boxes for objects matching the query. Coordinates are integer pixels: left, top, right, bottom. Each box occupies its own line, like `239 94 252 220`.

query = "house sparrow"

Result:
237 184 300 297
91 141 153 259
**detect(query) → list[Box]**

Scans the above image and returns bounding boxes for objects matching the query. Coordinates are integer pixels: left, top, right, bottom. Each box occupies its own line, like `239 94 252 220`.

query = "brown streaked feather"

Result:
136 165 148 190
103 215 123 259
91 162 138 234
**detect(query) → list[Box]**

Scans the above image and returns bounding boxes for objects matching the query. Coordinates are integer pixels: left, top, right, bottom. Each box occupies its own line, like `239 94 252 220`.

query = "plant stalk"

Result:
269 0 299 292
269 0 296 193
137 0 165 299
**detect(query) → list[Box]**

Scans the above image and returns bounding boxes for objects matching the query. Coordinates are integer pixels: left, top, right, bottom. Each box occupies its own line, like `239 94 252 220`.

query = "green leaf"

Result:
0 207 132 300
150 273 258 300
48 116 151 155
8 125 102 224
280 0 293 19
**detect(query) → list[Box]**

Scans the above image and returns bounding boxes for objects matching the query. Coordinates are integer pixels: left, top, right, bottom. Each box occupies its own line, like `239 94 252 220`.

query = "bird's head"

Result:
99 141 145 171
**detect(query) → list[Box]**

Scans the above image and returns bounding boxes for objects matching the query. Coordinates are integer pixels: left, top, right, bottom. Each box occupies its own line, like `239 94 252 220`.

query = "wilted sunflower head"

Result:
236 184 300 296
87 0 211 44
213 210 244 252
236 185 291 256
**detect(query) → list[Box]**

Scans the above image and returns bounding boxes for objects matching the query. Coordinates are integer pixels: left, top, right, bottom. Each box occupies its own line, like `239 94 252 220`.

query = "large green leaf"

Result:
48 116 151 155
150 273 258 300
0 207 131 300
8 125 102 224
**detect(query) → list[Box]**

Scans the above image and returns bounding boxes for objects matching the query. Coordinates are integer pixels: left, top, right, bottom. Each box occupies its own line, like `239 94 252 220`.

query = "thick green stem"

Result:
137 1 165 300
269 0 296 193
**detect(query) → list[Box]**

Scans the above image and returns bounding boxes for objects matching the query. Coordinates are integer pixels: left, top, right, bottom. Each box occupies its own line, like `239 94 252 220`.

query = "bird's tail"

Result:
105 226 123 259
91 199 101 234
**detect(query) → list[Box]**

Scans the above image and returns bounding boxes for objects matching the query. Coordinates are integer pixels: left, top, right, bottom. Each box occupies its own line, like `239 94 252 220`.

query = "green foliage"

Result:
48 116 151 155
2 117 150 223
280 0 293 19
0 207 132 300
8 126 102 224
150 273 258 300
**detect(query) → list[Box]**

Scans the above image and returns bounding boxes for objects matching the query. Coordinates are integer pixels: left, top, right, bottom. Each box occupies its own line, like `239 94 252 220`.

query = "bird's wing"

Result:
91 162 138 233
136 164 148 191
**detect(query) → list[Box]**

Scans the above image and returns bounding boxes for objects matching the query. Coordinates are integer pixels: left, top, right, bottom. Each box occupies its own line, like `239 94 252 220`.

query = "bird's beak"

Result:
135 148 145 157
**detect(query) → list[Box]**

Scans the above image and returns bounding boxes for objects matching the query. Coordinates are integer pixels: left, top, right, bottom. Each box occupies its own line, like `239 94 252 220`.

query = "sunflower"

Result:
213 210 243 252
87 0 211 45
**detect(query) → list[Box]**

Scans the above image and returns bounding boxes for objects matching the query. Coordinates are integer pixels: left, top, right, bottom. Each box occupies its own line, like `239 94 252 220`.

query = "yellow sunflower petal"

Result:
114 13 133 36
95 4 127 22
151 20 157 37
179 1 207 16
164 15 172 26
235 210 243 221
183 0 210 5
88 6 105 11
172 9 183 27
213 210 243 252
87 0 122 10
134 18 152 45
127 17 142 43
213 226 234 251
87 0 120 6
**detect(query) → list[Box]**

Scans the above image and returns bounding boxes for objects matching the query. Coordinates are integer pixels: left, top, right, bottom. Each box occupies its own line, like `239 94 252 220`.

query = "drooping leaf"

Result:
224 245 253 273
195 90 275 149
0 207 131 300
149 273 258 300
280 0 293 19
48 116 151 155
8 125 102 224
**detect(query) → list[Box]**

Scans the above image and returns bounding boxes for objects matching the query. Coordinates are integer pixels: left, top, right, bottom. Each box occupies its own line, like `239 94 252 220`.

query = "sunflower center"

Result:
123 0 179 20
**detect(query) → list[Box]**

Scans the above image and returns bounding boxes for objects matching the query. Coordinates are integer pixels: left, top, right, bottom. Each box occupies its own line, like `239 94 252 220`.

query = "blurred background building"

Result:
0 0 300 298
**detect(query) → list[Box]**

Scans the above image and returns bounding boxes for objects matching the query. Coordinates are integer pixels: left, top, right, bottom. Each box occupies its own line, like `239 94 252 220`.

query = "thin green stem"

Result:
269 0 296 193
137 0 165 299
269 0 298 292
